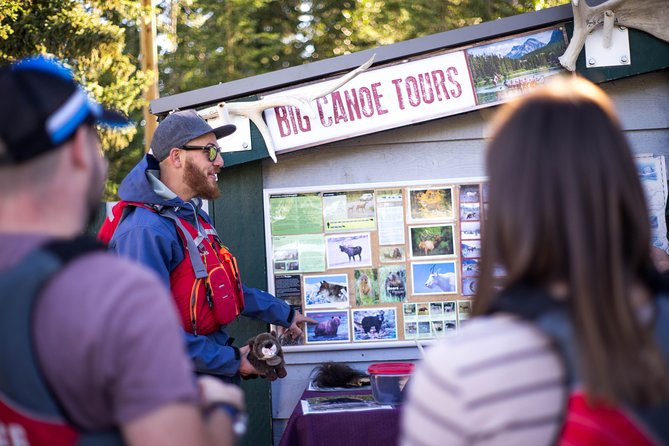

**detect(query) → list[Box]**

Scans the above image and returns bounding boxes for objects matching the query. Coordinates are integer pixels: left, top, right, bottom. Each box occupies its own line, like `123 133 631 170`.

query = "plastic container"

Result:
367 362 415 405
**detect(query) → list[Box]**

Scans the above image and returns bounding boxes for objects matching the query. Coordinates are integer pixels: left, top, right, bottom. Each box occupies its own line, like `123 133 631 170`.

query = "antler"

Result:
222 55 376 162
559 0 669 72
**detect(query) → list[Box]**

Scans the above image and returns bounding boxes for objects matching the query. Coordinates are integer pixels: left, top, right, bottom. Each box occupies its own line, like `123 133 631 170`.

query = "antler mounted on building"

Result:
214 55 375 163
559 0 669 71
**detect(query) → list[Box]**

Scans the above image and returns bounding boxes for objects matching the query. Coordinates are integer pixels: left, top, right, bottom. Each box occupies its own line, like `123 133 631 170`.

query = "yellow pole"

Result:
140 0 158 152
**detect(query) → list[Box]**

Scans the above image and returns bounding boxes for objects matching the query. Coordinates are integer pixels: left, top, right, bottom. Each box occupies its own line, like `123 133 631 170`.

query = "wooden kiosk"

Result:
148 4 669 444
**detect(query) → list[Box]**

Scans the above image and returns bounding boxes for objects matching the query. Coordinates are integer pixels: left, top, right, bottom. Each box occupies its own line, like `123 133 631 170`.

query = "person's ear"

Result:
68 126 90 169
166 147 184 167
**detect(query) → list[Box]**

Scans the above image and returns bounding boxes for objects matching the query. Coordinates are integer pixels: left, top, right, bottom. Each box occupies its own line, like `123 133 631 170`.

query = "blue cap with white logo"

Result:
0 55 130 165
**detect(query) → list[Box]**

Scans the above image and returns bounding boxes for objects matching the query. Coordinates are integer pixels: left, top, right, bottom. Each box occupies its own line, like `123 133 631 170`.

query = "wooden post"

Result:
140 0 158 152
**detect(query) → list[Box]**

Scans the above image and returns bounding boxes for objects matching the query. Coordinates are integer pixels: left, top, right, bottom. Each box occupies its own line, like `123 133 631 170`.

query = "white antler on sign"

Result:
221 55 375 162
559 0 669 71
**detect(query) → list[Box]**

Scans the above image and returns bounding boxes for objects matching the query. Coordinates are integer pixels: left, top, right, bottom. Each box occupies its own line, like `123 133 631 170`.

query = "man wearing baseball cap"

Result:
0 56 244 445
104 109 315 382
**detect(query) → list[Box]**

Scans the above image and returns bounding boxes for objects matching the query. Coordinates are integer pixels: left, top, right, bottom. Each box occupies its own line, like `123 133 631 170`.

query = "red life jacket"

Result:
98 201 245 335
0 238 122 446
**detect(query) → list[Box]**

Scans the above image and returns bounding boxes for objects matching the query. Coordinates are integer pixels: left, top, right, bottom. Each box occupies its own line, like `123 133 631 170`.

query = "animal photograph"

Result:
379 265 407 302
460 221 481 240
460 202 481 221
404 322 417 339
303 274 350 308
459 184 480 203
408 187 454 221
409 224 455 258
418 321 432 338
458 300 473 318
412 261 458 295
462 259 480 277
462 277 478 296
305 310 350 344
322 190 376 232
325 233 372 269
461 240 481 258
379 245 405 263
432 321 445 337
430 302 443 316
403 303 417 320
352 308 397 342
354 268 379 306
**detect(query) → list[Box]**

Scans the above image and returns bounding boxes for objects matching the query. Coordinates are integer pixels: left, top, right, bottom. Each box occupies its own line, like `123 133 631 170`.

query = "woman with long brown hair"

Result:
401 76 669 446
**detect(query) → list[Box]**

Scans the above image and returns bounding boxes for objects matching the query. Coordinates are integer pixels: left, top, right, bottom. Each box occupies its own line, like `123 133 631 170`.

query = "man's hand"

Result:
197 375 245 413
237 345 259 377
282 310 317 340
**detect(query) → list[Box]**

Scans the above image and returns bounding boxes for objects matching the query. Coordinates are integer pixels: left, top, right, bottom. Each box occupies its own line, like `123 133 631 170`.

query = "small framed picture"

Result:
409 224 455 259
460 203 481 221
325 233 373 269
354 268 379 306
379 245 405 263
408 187 454 222
411 261 458 295
305 310 351 344
462 258 480 277
459 184 480 203
462 277 478 296
379 265 407 302
461 240 481 258
460 221 481 240
352 307 398 342
303 274 349 309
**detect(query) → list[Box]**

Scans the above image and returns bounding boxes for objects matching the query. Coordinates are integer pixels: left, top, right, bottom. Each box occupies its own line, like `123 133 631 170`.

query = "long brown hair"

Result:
473 76 669 406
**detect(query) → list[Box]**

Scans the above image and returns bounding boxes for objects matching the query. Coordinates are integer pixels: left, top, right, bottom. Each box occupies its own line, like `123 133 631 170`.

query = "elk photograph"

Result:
409 224 455 258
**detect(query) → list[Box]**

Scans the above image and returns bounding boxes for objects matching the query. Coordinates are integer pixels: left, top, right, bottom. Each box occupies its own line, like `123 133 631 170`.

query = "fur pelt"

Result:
313 362 370 388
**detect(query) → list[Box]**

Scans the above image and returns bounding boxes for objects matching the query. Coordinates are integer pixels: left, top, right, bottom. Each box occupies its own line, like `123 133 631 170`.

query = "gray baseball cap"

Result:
151 109 236 162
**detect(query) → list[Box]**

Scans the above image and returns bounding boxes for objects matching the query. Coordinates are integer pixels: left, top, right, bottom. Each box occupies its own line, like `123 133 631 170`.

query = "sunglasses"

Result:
180 143 222 162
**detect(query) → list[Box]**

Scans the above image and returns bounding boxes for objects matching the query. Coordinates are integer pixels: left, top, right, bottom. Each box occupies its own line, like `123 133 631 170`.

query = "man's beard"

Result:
184 158 220 200
86 153 107 228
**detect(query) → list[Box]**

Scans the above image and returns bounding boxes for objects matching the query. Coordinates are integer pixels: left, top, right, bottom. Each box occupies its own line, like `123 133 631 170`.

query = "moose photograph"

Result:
325 233 372 268
412 261 458 295
409 224 455 258
352 308 398 342
303 273 350 308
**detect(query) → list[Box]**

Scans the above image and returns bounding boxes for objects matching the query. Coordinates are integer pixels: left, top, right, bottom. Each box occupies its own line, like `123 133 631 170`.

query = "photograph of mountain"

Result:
465 27 568 105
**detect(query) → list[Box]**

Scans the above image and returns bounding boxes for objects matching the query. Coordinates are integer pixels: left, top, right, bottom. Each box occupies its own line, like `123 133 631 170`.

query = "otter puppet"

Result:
244 331 287 381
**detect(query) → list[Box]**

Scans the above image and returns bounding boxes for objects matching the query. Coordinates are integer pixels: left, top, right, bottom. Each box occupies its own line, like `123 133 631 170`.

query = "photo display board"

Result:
264 178 487 347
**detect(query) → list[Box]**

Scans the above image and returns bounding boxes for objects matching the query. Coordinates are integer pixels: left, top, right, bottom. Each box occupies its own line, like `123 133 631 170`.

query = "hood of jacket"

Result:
118 154 206 223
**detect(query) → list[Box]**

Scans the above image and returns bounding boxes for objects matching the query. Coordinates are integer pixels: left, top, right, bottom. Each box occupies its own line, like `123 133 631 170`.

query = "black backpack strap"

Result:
0 236 122 445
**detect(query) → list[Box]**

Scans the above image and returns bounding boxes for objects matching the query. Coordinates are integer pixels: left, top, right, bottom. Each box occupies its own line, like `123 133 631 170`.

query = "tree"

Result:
158 0 569 95
157 0 303 96
0 0 153 200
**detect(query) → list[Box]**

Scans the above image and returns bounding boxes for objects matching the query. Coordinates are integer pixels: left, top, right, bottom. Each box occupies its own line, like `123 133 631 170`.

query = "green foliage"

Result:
1 0 569 199
0 0 152 200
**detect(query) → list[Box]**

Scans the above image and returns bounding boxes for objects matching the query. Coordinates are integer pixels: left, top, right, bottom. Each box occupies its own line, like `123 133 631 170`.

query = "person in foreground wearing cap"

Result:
0 56 244 446
104 109 315 382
